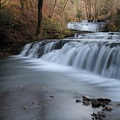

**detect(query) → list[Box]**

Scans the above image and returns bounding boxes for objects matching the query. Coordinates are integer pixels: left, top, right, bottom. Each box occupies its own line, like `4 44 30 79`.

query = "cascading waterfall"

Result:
20 32 120 80
67 20 105 32
20 40 72 58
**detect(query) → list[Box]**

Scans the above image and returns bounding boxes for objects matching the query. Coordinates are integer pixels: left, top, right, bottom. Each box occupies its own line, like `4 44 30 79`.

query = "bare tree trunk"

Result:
0 0 2 10
36 0 43 35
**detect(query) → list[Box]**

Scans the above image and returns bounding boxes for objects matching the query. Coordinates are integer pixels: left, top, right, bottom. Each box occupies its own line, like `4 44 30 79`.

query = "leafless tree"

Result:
36 0 43 35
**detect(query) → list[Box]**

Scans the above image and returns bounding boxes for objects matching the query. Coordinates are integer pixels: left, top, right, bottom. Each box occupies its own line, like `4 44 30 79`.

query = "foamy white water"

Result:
18 32 120 101
13 56 120 101
67 20 105 32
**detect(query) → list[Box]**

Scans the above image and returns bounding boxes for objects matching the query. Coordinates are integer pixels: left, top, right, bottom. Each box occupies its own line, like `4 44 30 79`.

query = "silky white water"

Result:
12 56 120 101
19 32 120 100
67 21 105 32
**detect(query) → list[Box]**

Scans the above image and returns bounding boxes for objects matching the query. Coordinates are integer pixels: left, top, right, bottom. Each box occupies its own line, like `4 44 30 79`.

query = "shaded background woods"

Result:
36 0 43 35
0 0 120 54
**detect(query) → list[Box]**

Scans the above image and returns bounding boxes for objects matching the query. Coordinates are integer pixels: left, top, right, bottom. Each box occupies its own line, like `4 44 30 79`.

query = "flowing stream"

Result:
67 20 105 32
20 32 120 80
17 32 120 100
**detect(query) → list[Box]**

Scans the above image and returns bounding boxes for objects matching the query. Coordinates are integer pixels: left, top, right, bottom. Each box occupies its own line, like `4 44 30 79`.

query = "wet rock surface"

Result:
76 95 120 120
75 95 116 120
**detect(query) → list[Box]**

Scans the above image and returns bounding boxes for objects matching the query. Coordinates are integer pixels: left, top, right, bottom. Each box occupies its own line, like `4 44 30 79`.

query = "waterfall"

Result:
67 21 105 32
20 32 120 80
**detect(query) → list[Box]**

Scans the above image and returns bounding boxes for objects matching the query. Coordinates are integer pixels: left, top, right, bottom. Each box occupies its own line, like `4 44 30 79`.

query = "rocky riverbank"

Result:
0 88 120 120
0 52 10 58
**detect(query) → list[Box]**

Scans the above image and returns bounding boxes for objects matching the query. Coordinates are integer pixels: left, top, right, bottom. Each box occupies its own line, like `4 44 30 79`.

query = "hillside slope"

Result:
0 1 71 54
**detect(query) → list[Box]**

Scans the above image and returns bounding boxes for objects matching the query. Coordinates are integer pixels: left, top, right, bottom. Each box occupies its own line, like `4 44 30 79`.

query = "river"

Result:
0 32 120 120
0 56 120 120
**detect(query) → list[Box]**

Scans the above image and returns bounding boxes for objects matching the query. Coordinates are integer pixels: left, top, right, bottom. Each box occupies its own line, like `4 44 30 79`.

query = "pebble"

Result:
49 96 54 98
82 95 91 101
82 101 90 106
21 106 28 110
76 99 81 103
104 106 112 111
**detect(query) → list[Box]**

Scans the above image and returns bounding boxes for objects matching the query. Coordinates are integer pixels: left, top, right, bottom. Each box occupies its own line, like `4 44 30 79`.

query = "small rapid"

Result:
18 32 120 100
67 20 105 32
41 42 120 80
20 32 120 80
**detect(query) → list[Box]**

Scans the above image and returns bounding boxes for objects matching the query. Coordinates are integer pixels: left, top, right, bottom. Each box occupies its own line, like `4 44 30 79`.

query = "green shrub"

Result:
103 22 117 32
41 17 71 39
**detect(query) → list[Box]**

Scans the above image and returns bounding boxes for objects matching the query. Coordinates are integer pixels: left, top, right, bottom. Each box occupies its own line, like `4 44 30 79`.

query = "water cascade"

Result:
20 32 120 80
67 20 106 32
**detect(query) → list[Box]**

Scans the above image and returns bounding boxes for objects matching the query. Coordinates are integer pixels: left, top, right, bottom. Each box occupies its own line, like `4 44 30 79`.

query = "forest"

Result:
0 1 120 119
0 0 120 54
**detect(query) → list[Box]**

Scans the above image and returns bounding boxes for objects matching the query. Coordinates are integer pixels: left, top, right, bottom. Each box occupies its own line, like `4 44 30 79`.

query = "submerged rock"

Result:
80 95 112 119
81 95 112 108
21 106 28 110
82 95 91 101
76 99 81 103
97 111 106 117
91 111 106 120
117 104 120 106
82 101 90 106
91 98 101 107
104 105 112 111
97 98 111 105
49 96 54 98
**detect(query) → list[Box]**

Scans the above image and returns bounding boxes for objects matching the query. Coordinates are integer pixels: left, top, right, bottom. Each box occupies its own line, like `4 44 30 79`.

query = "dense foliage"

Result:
0 0 120 54
0 0 71 54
